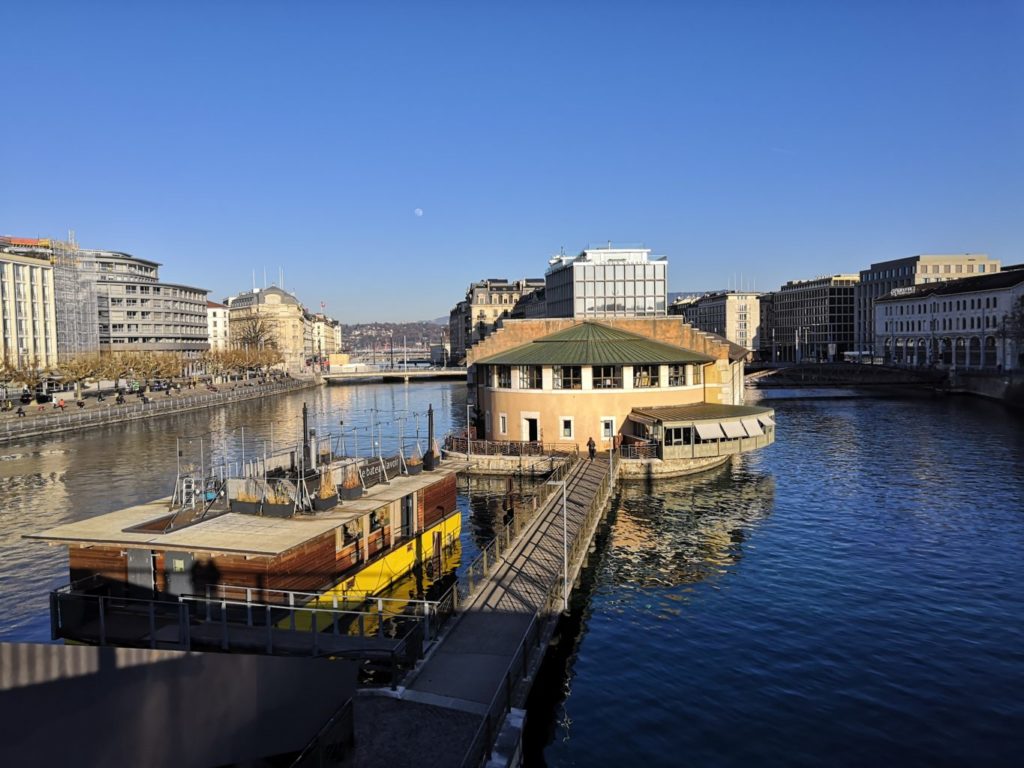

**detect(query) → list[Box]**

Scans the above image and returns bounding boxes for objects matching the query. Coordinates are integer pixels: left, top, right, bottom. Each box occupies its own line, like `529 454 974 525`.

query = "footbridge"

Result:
324 368 467 385
350 452 618 767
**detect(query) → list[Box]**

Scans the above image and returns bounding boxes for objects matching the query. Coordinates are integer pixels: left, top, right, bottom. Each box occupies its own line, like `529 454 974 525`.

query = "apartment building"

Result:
207 301 230 352
225 286 306 373
669 290 761 352
448 277 544 362
0 237 58 369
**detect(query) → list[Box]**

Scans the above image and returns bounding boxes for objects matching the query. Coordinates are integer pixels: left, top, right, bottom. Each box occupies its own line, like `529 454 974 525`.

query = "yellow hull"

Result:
286 512 461 630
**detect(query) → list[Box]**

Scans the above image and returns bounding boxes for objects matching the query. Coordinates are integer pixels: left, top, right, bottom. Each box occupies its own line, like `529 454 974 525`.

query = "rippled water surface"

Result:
0 382 469 641
3 386 1022 766
527 393 1024 767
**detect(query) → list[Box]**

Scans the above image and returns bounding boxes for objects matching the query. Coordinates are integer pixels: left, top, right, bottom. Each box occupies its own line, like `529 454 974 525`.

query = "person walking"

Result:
587 436 596 462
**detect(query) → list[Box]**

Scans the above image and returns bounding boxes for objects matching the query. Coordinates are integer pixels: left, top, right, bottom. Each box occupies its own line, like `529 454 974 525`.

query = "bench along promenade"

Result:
0 377 317 444
344 451 619 768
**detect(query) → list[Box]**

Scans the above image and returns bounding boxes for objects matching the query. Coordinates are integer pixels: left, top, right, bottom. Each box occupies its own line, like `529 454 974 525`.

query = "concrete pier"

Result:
352 454 617 767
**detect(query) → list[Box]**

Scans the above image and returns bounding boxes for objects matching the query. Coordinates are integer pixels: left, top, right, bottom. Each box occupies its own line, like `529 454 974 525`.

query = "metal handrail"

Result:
443 433 578 458
459 612 544 768
457 456 576 603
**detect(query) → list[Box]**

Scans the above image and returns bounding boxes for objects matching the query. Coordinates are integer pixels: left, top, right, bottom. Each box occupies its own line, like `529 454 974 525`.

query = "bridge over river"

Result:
346 452 617 768
324 368 467 385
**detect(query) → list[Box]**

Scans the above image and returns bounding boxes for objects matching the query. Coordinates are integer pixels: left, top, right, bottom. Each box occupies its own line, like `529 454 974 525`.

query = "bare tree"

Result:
234 315 278 350
55 354 103 400
9 356 53 403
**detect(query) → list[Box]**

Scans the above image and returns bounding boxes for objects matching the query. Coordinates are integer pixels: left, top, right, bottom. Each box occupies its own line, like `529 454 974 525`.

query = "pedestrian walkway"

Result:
352 454 616 767
0 378 316 444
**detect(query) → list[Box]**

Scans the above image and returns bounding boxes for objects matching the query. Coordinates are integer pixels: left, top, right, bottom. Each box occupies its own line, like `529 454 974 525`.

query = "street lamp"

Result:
545 476 569 613
466 402 472 459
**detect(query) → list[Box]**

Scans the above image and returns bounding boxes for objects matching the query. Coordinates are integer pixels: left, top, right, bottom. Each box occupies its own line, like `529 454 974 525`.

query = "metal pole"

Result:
561 480 567 612
467 402 472 458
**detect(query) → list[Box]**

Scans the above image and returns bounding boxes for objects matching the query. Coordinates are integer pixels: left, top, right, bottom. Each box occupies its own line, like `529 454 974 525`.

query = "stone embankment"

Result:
0 378 319 444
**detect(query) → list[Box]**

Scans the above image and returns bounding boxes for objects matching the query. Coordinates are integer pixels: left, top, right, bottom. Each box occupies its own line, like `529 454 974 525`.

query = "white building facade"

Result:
669 290 761 352
206 301 230 351
873 269 1024 370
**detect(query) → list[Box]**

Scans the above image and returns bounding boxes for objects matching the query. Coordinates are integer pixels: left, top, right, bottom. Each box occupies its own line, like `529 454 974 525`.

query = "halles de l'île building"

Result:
468 318 774 476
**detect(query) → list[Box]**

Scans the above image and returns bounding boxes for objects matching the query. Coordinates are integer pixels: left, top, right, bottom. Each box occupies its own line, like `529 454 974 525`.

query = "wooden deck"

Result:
26 464 466 557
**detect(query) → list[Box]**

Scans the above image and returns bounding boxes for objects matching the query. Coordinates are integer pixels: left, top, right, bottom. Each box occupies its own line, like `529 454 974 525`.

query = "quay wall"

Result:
441 450 566 477
0 378 318 444
949 371 1024 410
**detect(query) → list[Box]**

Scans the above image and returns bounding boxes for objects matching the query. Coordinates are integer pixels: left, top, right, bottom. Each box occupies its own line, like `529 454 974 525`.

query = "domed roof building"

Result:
467 318 774 477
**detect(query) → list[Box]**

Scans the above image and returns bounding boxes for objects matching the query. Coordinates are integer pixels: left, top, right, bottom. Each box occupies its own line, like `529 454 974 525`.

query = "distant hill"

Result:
431 316 448 325
340 320 445 352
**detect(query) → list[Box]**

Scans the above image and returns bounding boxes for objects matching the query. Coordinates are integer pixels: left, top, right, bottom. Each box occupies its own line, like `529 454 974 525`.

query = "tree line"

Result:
1 347 286 403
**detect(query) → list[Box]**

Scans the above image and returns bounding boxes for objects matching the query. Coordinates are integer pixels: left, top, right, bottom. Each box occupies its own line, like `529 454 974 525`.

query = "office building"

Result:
0 236 59 369
544 245 667 318
874 268 1024 370
855 254 1001 356
768 275 859 362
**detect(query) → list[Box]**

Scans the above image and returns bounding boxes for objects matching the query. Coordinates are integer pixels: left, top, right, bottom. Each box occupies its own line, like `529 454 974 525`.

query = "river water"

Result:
1 383 1021 765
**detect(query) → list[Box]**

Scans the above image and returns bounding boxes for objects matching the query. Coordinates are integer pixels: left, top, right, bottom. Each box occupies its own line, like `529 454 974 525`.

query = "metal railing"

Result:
1 378 314 443
619 440 658 459
290 698 356 768
459 613 544 768
456 456 576 603
444 434 578 458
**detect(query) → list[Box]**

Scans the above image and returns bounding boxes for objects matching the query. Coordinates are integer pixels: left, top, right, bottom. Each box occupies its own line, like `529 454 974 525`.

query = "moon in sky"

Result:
414 208 424 217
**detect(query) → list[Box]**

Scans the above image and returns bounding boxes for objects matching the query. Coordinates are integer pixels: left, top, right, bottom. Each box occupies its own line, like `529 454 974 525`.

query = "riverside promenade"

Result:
0 377 318 444
349 453 617 768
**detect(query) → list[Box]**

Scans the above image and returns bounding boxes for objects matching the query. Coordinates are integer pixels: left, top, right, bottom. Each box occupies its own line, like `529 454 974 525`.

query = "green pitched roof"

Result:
476 322 716 366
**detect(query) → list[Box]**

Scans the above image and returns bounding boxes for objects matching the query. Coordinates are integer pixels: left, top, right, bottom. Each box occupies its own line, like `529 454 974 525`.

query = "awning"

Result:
758 414 775 427
695 422 725 440
741 418 764 437
629 412 656 426
721 421 747 439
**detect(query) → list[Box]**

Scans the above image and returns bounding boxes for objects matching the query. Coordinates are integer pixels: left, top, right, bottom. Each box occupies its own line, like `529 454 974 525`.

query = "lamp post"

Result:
466 402 472 459
546 477 569 612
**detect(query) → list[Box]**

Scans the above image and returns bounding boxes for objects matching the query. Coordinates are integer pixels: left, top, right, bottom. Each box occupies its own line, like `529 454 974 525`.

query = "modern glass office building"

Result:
544 245 668 318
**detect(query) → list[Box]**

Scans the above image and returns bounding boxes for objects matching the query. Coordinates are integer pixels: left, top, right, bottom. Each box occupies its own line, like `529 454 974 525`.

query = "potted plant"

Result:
230 490 261 515
339 464 363 501
262 485 294 518
313 467 339 511
406 446 423 476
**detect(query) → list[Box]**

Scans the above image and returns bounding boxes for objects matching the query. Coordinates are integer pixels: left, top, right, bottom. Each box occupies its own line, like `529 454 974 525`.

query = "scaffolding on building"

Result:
51 238 100 360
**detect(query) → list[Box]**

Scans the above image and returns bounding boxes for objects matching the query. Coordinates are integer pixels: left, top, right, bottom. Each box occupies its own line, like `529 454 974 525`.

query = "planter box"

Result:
405 462 423 476
313 494 338 511
230 499 261 515
262 502 294 518
339 484 363 501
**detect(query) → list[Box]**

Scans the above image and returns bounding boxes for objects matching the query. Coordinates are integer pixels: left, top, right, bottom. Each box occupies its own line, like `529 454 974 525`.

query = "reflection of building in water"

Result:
607 459 776 588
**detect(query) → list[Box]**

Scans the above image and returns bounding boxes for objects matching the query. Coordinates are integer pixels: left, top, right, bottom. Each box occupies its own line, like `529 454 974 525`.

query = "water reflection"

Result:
607 459 776 589
0 382 468 641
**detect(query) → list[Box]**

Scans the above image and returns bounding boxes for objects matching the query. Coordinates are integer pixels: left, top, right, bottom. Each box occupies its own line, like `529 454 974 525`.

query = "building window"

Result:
592 365 622 389
499 413 507 434
668 364 686 386
495 365 512 388
553 365 582 390
561 418 574 439
601 418 614 440
519 365 542 389
633 364 659 388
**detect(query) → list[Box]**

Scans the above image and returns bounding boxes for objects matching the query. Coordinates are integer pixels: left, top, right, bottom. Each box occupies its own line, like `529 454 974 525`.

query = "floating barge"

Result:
28 405 463 668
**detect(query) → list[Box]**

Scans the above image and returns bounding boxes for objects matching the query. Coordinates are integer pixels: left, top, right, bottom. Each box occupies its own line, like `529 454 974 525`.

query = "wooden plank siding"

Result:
69 546 127 585
423 473 457 529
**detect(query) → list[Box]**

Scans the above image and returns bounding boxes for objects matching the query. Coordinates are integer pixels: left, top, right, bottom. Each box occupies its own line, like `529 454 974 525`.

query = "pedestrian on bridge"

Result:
587 436 596 461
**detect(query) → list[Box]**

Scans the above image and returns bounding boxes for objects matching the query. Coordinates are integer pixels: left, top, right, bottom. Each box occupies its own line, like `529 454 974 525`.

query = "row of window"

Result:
489 363 703 390
884 314 1002 333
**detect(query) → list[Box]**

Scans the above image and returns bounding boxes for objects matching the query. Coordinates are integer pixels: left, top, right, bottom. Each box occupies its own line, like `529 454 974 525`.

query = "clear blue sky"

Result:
2 1 1021 322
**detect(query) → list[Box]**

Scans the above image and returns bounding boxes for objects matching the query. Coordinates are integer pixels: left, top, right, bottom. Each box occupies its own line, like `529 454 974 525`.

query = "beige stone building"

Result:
669 290 761 353
0 238 58 370
448 278 545 362
225 287 306 374
467 318 763 460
